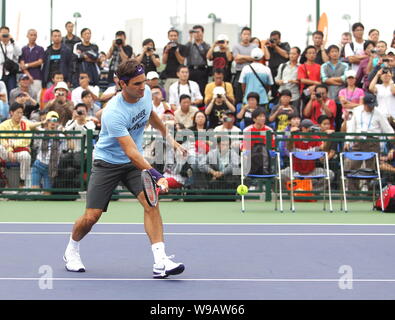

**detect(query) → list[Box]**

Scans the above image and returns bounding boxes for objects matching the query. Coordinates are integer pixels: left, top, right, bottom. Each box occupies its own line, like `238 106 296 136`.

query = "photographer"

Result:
45 82 74 128
207 34 233 82
65 103 96 152
303 84 337 130
73 28 100 87
367 49 395 84
205 86 236 129
0 26 22 96
136 39 160 74
106 31 133 84
369 68 395 120
162 29 186 96
268 90 298 132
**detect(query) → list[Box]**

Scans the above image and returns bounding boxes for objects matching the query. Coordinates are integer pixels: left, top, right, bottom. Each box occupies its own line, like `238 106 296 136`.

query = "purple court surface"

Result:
0 223 394 300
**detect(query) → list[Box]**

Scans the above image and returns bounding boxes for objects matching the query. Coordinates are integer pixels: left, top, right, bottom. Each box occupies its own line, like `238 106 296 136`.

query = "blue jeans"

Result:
31 160 52 189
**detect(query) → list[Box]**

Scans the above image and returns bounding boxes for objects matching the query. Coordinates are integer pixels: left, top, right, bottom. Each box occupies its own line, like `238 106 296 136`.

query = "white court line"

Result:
0 222 395 226
0 232 395 236
0 277 395 283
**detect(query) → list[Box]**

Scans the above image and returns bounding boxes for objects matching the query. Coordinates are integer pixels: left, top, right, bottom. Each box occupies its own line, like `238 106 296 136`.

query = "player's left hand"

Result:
157 178 169 193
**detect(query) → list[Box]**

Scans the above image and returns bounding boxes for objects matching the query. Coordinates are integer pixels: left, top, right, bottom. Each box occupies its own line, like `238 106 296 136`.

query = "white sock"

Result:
66 236 80 252
152 242 167 264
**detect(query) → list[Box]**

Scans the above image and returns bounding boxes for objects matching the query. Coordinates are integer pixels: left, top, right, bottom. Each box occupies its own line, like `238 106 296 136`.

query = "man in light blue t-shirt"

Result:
63 59 186 279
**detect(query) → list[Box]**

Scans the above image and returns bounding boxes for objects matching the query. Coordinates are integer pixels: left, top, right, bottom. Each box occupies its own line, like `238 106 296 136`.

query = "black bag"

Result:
346 168 377 177
1 44 19 75
249 143 273 175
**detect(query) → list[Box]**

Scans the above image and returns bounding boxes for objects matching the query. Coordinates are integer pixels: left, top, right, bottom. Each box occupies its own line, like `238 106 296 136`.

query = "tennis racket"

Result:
141 169 165 207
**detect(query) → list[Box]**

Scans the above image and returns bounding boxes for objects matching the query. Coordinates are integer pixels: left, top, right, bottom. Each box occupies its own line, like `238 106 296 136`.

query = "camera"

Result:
147 47 154 52
85 50 99 60
77 111 84 116
2 33 9 38
115 38 123 46
382 67 391 74
315 93 322 99
217 94 223 99
371 49 377 54
311 126 321 132
269 38 276 44
382 59 390 63
217 40 225 45
56 92 65 97
168 41 178 48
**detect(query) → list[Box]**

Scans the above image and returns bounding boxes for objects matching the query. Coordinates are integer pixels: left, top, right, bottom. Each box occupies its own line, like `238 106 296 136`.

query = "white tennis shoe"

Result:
153 255 185 279
63 248 86 273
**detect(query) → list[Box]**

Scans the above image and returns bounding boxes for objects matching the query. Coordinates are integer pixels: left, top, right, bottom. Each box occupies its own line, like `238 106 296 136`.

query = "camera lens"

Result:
316 93 322 99
77 111 84 116
115 39 123 46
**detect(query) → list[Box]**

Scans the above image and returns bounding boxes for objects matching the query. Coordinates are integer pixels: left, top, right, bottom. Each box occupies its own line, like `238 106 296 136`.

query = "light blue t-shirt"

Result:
94 86 152 164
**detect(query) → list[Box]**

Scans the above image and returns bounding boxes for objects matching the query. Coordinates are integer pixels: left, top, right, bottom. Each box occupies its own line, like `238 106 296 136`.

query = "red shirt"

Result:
292 136 321 174
309 99 337 129
297 63 321 93
43 85 72 103
243 125 275 150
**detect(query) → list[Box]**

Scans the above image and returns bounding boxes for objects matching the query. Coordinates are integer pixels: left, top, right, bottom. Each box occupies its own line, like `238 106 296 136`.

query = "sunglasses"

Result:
48 118 59 123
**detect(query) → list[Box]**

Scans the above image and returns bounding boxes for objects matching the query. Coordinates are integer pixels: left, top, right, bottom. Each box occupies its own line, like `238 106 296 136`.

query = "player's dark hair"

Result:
116 59 142 84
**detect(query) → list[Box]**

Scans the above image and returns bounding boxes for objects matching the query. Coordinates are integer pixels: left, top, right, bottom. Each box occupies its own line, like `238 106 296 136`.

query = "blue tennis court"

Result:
0 222 394 300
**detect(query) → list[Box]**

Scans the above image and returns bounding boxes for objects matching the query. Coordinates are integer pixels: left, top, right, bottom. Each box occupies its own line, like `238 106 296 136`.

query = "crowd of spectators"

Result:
0 20 395 194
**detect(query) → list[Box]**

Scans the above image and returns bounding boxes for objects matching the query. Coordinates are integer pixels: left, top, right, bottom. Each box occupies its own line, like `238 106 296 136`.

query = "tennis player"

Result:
63 59 186 279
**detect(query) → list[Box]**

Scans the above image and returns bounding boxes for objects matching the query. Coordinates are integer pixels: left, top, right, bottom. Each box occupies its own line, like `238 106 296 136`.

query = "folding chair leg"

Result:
323 178 327 212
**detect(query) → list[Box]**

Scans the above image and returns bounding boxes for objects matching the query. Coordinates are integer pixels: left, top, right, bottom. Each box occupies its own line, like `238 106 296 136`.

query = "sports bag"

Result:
375 185 395 213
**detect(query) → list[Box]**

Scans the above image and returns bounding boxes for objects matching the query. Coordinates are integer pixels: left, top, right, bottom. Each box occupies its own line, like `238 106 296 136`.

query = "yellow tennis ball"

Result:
237 185 249 196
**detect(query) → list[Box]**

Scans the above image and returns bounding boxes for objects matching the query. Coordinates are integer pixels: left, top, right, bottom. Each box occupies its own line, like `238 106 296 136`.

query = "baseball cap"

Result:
251 48 264 61
363 93 378 108
213 86 226 96
280 89 292 97
54 81 70 92
387 47 395 55
300 119 315 129
224 109 235 116
217 34 229 42
45 111 59 121
147 71 160 81
345 70 357 78
19 74 30 81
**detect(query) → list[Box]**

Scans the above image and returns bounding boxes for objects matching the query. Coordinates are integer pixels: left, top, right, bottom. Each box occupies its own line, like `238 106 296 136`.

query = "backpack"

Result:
375 185 395 213
249 143 273 175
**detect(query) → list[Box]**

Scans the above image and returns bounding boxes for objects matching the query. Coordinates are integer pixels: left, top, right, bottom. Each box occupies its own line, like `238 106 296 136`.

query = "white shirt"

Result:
0 41 22 78
347 105 394 139
344 41 365 72
213 125 241 133
169 80 202 108
71 85 100 105
375 84 395 118
65 119 96 152
152 102 166 118
0 81 8 102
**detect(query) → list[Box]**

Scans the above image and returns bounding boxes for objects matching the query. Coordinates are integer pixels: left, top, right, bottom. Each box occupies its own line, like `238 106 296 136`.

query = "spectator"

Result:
237 91 260 128
303 84 337 129
355 40 376 90
43 72 72 103
204 68 235 105
0 26 21 96
174 94 199 129
184 25 211 98
339 70 365 113
275 46 301 109
251 37 271 64
214 110 241 134
151 86 171 119
268 90 299 131
242 108 274 151
340 32 352 58
207 34 233 82
31 111 70 194
205 86 236 129
19 29 44 98
189 111 208 132
344 22 368 72
168 65 203 110
65 103 96 152
368 29 380 46
42 29 73 88
265 30 290 99
367 47 395 85
106 31 133 83
81 90 101 124
321 44 349 130
317 115 338 162
0 80 8 122
239 48 274 110
73 28 100 87
45 81 74 127
136 38 160 74
0 103 44 187
346 93 394 192
298 46 322 108
281 119 334 190
371 41 389 70
100 74 121 103
62 22 81 52
278 114 301 160
162 29 186 97
71 72 100 105
369 68 395 120
300 31 329 65
9 74 38 109
232 27 257 104
146 71 166 100
197 137 240 189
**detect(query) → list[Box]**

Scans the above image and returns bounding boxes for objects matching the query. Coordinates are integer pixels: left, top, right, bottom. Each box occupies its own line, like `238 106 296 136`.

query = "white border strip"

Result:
0 278 394 283
0 232 395 236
